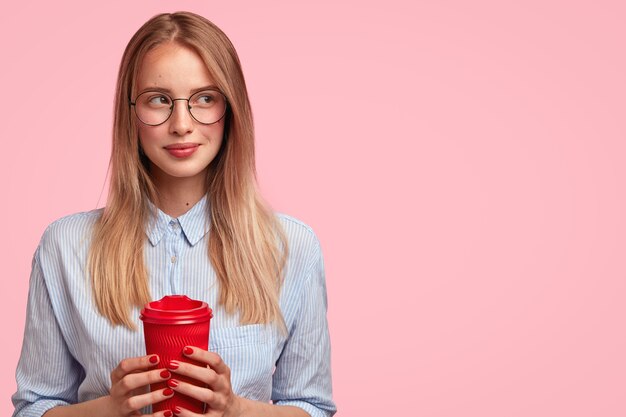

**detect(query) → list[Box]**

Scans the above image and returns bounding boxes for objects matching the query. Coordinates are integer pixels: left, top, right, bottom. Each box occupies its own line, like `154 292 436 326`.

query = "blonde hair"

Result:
88 11 288 329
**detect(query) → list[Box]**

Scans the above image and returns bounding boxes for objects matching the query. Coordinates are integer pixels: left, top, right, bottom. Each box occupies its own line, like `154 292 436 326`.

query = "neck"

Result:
151 169 208 218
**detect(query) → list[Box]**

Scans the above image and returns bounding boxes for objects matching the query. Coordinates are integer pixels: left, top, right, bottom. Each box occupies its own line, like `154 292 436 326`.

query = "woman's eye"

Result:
195 93 217 105
148 95 170 106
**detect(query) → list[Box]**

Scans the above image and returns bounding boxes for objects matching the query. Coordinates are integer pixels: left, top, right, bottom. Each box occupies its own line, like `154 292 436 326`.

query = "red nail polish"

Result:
168 360 179 370
160 370 171 379
164 411 173 417
167 379 179 388
149 355 159 364
183 346 193 355
163 388 174 396
174 406 182 415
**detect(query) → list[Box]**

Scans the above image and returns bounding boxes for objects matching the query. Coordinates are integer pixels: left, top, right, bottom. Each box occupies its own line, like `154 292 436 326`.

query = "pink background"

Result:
1 0 625 416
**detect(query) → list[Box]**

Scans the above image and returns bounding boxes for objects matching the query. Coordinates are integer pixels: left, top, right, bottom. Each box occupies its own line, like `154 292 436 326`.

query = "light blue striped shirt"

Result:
12 196 336 417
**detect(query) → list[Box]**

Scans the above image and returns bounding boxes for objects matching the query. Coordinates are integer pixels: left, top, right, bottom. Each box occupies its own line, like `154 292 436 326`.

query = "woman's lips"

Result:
164 144 199 158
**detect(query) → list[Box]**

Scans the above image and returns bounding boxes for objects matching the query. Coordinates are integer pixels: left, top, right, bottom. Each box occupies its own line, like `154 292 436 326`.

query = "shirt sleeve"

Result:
12 243 85 417
271 241 337 417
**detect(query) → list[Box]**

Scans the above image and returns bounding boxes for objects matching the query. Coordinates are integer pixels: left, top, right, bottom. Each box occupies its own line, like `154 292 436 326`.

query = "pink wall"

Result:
1 1 625 416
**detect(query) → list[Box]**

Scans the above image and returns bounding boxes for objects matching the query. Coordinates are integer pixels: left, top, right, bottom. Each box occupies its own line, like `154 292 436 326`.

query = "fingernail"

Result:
174 406 182 415
183 346 193 355
160 370 171 379
163 388 174 396
164 411 173 417
149 355 159 364
167 379 179 388
168 360 179 370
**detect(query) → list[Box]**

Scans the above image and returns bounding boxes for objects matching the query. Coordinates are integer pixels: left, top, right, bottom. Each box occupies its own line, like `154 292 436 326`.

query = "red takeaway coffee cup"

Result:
140 295 213 414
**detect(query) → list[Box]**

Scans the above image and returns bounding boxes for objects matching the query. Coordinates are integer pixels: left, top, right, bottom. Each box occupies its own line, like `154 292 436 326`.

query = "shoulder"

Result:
275 212 323 270
276 213 321 249
38 208 104 255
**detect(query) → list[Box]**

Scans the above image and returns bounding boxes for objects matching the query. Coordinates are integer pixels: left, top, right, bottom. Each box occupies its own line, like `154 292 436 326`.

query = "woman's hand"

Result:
108 354 176 417
165 347 243 417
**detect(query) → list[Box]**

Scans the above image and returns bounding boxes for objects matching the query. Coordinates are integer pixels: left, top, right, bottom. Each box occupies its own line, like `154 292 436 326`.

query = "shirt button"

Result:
171 256 177 263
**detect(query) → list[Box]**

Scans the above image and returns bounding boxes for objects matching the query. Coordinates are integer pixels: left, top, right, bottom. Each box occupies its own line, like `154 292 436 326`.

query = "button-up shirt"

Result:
12 196 336 417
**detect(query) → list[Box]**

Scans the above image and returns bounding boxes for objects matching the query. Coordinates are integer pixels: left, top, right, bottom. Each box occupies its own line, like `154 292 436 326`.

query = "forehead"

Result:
136 42 215 93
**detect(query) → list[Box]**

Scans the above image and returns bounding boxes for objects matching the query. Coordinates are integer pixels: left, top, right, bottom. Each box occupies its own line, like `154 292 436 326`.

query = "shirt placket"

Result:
166 219 183 294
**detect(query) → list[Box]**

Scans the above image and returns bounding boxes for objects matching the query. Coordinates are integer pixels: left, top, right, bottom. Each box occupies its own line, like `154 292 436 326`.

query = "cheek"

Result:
137 126 164 147
205 123 225 143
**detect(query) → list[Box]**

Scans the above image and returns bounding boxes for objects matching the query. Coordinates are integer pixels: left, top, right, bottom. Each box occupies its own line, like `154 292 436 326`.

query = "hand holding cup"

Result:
107 354 175 416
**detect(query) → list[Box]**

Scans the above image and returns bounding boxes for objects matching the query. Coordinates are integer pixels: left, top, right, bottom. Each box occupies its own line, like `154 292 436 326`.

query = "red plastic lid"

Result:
140 295 213 325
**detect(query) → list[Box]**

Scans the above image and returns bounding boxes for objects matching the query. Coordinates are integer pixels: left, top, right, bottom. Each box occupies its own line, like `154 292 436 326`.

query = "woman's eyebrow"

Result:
139 85 218 94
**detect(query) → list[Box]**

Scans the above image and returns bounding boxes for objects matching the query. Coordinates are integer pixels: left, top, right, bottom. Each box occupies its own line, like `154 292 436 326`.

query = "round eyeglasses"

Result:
129 88 228 126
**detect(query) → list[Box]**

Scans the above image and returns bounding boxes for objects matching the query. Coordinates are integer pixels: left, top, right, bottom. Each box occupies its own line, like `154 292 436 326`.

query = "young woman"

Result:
12 11 335 417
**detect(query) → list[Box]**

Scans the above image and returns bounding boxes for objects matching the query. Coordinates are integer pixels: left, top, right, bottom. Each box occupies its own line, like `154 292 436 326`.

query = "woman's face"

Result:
134 42 225 184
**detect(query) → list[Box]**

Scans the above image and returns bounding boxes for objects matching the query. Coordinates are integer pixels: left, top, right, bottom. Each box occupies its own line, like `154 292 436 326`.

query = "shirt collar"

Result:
146 195 210 247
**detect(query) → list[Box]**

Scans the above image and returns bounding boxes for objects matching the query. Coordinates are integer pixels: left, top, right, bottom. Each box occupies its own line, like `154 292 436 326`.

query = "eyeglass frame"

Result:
128 87 229 126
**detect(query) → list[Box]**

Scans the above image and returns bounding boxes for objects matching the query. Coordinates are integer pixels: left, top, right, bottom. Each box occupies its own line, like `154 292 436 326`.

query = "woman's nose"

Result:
168 99 194 135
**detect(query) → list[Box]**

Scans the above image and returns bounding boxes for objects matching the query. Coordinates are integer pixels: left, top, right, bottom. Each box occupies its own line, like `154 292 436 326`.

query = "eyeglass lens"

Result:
134 90 226 125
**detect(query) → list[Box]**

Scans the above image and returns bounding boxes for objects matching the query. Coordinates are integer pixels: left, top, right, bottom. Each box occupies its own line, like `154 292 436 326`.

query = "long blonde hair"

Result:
88 11 288 329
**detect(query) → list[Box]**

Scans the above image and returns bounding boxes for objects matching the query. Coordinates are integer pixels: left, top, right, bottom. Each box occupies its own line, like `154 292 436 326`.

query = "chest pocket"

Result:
209 324 274 400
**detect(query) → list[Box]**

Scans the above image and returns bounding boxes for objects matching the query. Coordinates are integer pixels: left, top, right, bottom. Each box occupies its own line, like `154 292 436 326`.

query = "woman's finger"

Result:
166 361 223 390
111 368 172 397
182 347 230 376
166 379 223 409
111 354 160 383
123 387 175 414
170 404 206 417
140 410 175 417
